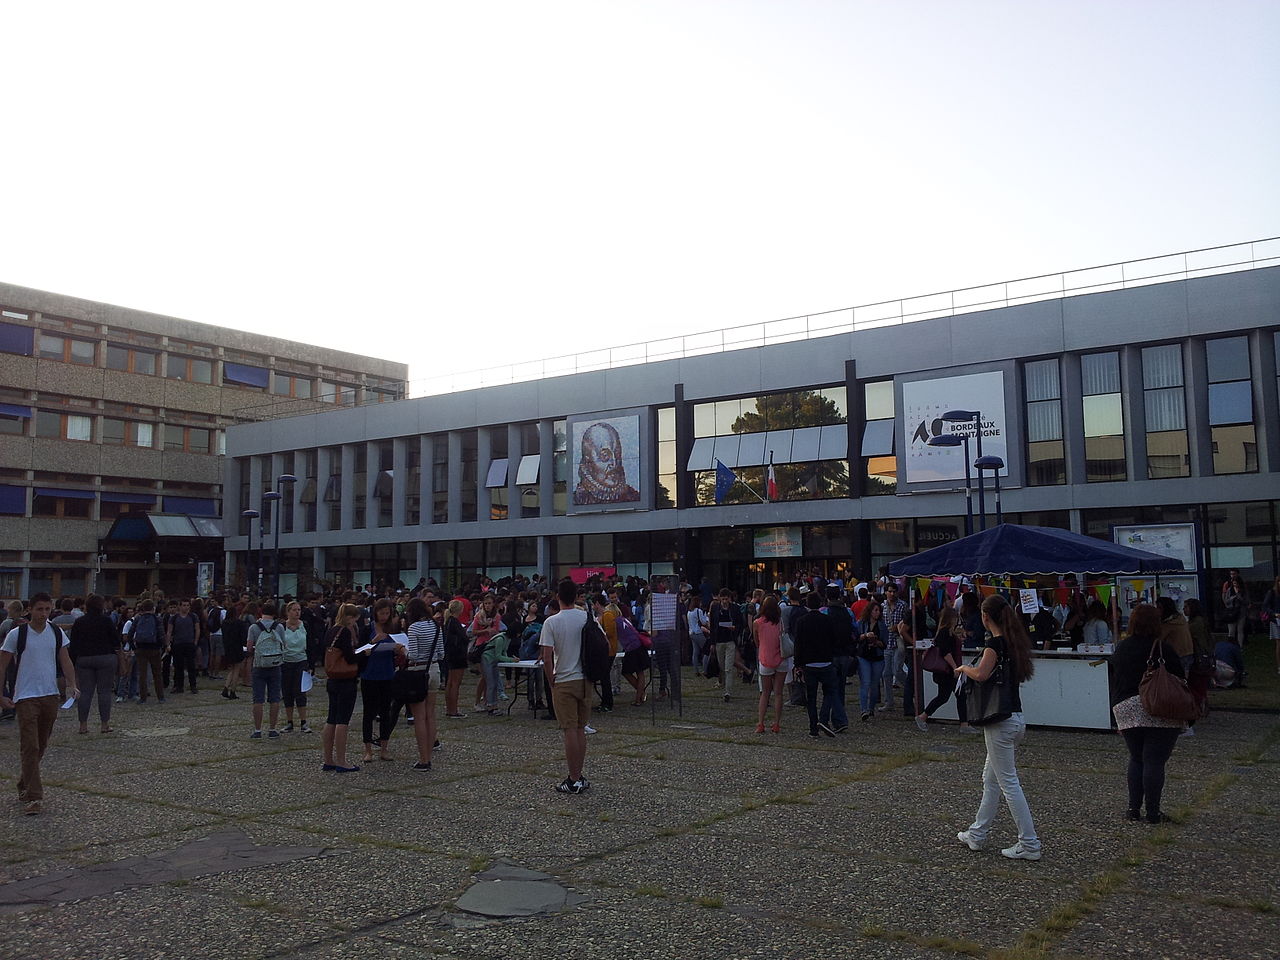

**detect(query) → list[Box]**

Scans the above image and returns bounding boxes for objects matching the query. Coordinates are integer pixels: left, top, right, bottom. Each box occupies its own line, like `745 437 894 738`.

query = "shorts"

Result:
758 657 793 677
325 678 358 725
393 669 431 704
551 679 591 731
209 633 225 658
251 665 282 704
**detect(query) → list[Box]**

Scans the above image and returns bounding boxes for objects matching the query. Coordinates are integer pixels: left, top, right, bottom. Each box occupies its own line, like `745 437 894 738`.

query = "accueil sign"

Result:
902 371 1008 484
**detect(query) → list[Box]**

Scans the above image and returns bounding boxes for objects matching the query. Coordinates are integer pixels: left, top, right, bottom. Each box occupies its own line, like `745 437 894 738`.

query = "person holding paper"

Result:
399 598 445 771
0 593 80 815
360 599 403 764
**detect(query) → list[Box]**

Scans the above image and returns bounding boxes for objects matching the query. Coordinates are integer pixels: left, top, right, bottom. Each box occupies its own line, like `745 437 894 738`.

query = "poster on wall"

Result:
567 408 646 513
754 527 803 558
902 371 1008 484
197 562 214 596
1112 523 1197 573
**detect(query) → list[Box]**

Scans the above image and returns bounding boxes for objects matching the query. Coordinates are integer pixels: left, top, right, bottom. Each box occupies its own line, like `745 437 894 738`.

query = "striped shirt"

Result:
404 619 445 668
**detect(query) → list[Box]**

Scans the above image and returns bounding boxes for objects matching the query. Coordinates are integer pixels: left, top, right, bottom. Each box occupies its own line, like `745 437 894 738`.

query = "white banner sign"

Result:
902 371 1008 484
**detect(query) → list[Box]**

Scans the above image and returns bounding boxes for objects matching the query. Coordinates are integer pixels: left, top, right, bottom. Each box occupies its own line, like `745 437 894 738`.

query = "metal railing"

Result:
235 237 1280 422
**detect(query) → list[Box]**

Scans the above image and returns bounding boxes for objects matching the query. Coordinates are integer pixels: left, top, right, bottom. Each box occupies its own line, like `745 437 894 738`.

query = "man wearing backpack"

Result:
0 593 80 814
541 579 591 794
246 603 286 740
125 600 166 704
166 599 201 695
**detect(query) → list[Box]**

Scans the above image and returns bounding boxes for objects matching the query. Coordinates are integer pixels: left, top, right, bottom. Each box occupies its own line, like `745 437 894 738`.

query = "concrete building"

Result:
223 241 1280 608
0 282 406 601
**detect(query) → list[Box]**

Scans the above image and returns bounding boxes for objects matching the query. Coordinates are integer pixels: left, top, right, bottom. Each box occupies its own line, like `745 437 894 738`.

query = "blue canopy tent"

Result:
888 524 1184 578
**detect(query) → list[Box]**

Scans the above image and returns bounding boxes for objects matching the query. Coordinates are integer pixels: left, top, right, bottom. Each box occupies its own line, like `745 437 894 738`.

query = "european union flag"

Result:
714 459 736 504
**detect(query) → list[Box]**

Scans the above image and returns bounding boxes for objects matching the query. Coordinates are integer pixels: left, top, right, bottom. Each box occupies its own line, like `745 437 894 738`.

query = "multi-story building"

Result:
0 282 406 601
223 241 1280 609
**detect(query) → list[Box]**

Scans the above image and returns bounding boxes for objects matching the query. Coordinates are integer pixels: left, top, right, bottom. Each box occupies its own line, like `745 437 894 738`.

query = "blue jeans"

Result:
857 656 884 714
803 664 841 732
833 655 853 709
481 658 505 708
882 646 899 709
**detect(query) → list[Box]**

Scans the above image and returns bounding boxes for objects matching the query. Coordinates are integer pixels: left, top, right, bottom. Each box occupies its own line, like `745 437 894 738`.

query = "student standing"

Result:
69 595 121 735
0 593 80 814
279 602 311 733
956 595 1041 861
321 604 362 772
541 579 590 794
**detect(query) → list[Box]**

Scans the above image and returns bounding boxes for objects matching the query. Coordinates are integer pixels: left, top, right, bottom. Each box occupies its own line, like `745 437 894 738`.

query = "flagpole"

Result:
735 476 769 504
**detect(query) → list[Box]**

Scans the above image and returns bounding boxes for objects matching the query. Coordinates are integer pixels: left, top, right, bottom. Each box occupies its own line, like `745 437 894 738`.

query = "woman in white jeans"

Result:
954 594 1041 861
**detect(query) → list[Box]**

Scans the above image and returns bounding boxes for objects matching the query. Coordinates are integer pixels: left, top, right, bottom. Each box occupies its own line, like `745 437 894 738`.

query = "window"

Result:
166 354 214 384
0 401 31 436
1024 359 1064 485
37 334 96 365
32 488 94 519
0 321 34 356
374 441 393 527
459 431 477 522
352 445 367 529
552 420 567 517
106 344 157 375
163 424 211 454
431 435 448 524
1081 352 1126 483
319 381 357 405
517 422 541 518
693 387 847 437
272 373 313 399
0 484 26 515
406 442 421 525
488 428 509 520
35 411 93 442
1206 336 1256 475
862 380 896 496
657 407 676 509
102 418 154 448
299 449 318 532
1142 344 1188 479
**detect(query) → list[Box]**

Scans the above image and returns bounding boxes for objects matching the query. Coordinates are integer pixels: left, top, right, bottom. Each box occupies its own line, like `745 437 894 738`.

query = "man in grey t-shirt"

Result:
541 579 590 795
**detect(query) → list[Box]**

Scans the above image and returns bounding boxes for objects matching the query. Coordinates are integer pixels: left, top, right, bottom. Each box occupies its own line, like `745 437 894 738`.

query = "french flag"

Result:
766 462 777 501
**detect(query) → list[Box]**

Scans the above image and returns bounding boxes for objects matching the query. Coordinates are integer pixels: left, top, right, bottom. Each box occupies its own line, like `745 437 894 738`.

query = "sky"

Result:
1 1 1276 389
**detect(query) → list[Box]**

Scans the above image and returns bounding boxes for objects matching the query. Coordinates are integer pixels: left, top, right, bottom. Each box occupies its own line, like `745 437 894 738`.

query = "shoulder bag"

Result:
961 648 1013 726
324 627 359 680
1139 636 1200 722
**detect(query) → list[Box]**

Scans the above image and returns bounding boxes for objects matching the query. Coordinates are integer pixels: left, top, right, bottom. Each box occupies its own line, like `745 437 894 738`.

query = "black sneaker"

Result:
817 722 836 738
571 778 590 794
834 725 849 734
282 722 294 733
1125 809 1141 822
412 761 432 771
220 689 230 699
809 730 820 738
555 777 576 794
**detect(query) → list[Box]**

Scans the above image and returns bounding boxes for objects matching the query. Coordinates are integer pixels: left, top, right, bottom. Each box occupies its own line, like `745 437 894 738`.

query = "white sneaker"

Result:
1001 842 1042 861
957 830 985 851
584 725 597 735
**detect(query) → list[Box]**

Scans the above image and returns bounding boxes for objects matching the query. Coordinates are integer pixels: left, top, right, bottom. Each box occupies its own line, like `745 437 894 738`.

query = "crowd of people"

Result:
0 567 1265 853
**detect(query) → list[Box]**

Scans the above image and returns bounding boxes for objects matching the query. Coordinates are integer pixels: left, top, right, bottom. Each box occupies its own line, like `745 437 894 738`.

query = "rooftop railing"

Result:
235 237 1280 422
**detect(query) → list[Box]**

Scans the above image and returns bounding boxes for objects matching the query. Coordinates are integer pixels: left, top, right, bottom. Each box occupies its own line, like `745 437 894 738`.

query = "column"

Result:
416 541 431 581
391 437 408 527
845 359 861 499
268 452 285 537
507 423 522 520
1121 346 1147 482
340 445 355 530
477 428 492 524
447 431 462 524
365 441 378 529
420 435 433 525
1184 338 1211 478
1252 328 1278 474
536 535 552 581
318 447 336 533
538 419 554 516
1060 353 1086 486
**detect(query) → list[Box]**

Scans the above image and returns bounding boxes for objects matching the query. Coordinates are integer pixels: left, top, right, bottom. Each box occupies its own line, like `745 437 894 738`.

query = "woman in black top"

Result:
442 600 471 719
915 606 970 732
322 603 363 772
69 595 122 734
1110 603 1186 823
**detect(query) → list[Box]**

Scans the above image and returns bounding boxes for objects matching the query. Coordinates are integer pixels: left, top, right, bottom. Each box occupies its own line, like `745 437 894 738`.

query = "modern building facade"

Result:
223 245 1280 609
0 281 406 601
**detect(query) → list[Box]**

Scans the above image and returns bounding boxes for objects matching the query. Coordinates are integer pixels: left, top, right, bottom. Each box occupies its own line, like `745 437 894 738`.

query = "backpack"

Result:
207 606 223 633
581 615 612 684
14 622 65 672
518 622 543 661
252 621 286 668
132 613 161 647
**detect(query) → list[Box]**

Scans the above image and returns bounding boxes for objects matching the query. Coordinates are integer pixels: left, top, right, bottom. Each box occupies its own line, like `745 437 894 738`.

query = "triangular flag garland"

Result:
1095 584 1112 606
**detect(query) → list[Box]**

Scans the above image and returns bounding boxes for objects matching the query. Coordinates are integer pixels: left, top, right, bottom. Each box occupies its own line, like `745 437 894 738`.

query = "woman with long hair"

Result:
399 598 444 770
442 599 470 719
955 594 1040 861
753 595 788 733
1110 603 1186 823
468 593 503 711
916 605 970 732
322 603 362 772
360 598 403 764
855 601 888 722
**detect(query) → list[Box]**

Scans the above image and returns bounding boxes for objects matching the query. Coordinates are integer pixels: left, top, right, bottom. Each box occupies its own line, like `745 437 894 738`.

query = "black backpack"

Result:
581 615 611 684
14 622 65 672
207 606 223 633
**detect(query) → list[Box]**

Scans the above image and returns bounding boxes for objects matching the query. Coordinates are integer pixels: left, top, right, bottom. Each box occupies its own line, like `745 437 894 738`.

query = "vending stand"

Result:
888 524 1185 730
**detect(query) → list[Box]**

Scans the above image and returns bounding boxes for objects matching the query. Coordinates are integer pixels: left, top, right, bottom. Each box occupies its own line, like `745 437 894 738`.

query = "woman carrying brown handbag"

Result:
1109 603 1186 824
321 603 363 772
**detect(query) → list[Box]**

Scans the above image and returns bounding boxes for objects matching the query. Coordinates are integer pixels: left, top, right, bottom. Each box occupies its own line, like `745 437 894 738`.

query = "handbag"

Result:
779 626 795 660
324 640 358 680
961 651 1012 726
1139 636 1200 722
921 643 949 674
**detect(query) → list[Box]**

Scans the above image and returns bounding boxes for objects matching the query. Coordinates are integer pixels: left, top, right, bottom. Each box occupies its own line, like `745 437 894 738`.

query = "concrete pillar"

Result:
340 445 355 530
539 419 554 516
1252 328 1278 474
537 535 552 581
477 428 492 523
391 437 408 527
507 423 522 520
416 541 431 581
1184 339 1211 478
447 432 462 524
1121 346 1147 481
364 441 378 529
1060 353 1085 486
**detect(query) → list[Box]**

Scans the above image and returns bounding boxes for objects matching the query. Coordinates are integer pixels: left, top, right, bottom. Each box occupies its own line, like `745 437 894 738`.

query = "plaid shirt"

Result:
883 598 908 634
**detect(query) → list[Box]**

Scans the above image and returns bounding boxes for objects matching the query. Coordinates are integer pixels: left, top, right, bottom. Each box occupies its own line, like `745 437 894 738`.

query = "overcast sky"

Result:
2 1 1276 388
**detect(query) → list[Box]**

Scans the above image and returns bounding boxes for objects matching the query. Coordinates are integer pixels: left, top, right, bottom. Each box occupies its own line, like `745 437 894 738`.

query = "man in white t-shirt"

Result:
541 579 590 795
0 593 79 815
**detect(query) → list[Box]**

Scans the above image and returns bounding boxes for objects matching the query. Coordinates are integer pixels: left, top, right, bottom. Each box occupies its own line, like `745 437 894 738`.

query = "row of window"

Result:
0 321 390 401
0 485 218 520
0 407 225 454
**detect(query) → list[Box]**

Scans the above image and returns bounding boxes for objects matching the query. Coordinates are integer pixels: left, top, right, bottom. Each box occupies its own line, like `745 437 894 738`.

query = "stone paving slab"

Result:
1058 892 1277 960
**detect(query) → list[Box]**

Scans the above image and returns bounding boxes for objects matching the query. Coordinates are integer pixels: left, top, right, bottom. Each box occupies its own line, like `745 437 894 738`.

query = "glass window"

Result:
864 381 894 421
69 339 95 364
37 335 63 359
1205 336 1256 476
1024 359 1061 401
106 345 128 371
1209 380 1253 426
1081 353 1121 395
693 403 716 438
1142 344 1184 388
1145 387 1186 432
1025 359 1063 486
102 418 126 445
1082 353 1125 482
1142 344 1187 478
1083 394 1124 437
1206 336 1250 383
1026 400 1062 442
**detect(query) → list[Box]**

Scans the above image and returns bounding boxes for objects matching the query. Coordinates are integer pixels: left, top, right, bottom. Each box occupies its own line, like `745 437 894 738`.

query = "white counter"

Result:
922 650 1113 730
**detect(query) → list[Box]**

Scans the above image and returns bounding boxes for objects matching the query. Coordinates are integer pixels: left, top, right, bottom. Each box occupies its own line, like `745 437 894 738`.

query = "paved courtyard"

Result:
0 672 1275 960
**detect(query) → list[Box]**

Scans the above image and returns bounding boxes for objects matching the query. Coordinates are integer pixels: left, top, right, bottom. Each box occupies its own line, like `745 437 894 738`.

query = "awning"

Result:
101 492 156 505
223 362 269 388
515 454 540 485
162 496 218 516
0 402 32 419
0 485 25 515
35 487 96 500
373 470 394 498
298 478 317 503
0 322 33 357
323 476 341 502
485 459 509 488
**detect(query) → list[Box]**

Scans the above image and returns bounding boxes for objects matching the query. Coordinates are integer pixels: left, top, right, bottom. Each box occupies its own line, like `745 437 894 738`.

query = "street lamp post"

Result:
975 456 1006 526
270 474 297 601
261 492 281 597
927 434 973 536
942 410 985 529
241 509 260 593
